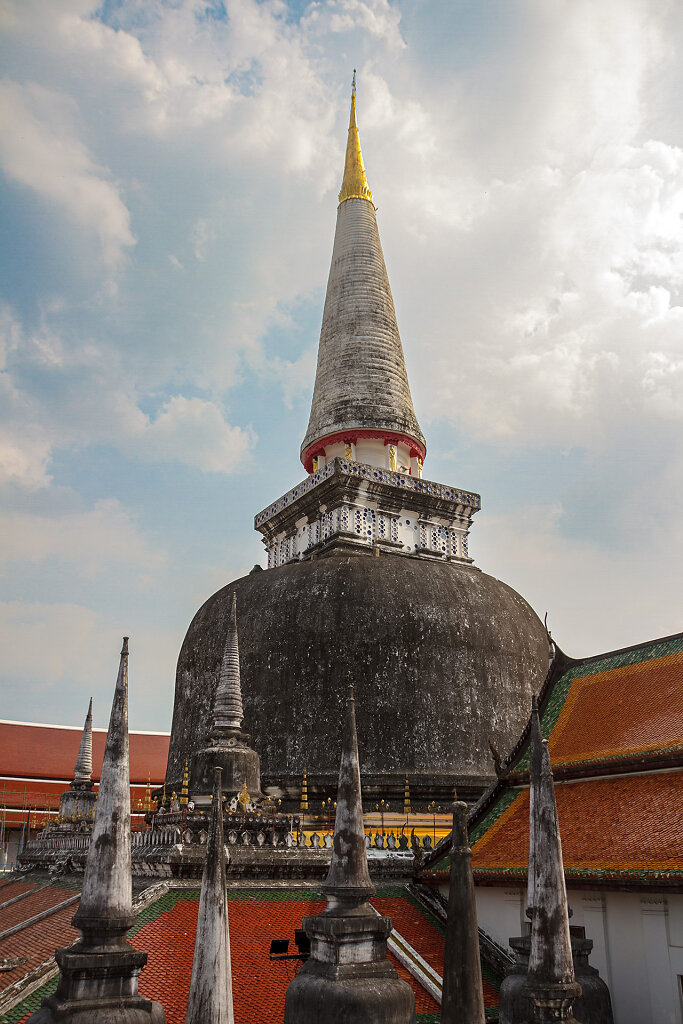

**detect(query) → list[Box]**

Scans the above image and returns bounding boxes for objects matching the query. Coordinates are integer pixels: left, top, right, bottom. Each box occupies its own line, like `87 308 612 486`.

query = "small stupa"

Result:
189 593 262 806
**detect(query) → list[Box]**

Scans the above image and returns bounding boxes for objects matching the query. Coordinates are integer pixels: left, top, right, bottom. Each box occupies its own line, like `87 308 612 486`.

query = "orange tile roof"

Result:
547 644 683 768
470 771 683 882
0 721 169 786
2 886 501 1023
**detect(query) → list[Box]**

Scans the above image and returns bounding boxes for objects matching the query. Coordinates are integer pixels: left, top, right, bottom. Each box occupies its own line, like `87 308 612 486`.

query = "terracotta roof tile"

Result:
0 901 78 989
3 887 501 1022
471 771 683 881
0 884 77 933
524 637 683 771
0 722 169 785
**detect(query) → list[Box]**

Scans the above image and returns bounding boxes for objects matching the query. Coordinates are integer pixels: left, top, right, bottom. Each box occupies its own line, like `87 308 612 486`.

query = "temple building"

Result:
166 74 549 810
0 77 681 1024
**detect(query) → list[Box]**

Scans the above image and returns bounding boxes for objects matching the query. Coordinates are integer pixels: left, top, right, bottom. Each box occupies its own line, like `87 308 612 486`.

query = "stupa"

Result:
166 74 549 806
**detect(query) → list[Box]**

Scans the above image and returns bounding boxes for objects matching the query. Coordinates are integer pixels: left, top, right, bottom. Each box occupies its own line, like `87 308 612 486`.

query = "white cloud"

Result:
0 499 166 578
477 498 683 658
142 395 253 473
0 80 135 268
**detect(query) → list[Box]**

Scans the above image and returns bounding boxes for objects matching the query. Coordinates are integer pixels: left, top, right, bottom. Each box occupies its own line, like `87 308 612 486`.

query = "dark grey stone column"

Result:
441 800 485 1024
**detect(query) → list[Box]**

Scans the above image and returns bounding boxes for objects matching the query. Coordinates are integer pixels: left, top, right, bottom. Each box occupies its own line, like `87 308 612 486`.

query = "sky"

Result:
1 0 682 732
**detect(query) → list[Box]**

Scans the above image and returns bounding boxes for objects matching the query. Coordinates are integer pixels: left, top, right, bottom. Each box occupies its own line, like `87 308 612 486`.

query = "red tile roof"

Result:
0 884 79 989
2 886 501 1023
0 721 169 785
471 771 683 882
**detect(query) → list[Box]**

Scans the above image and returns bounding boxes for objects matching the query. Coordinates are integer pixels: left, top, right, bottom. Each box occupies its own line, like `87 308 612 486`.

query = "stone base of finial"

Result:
57 787 97 827
189 742 262 806
521 979 583 1024
27 946 165 1024
500 934 612 1024
284 909 415 1023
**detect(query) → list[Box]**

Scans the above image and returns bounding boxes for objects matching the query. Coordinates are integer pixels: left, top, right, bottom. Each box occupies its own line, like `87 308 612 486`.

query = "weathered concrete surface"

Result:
441 802 485 1024
167 553 548 792
185 768 234 1024
301 196 424 461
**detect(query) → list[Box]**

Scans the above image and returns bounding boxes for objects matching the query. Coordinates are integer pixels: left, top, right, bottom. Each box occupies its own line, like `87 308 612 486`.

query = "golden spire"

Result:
338 70 373 206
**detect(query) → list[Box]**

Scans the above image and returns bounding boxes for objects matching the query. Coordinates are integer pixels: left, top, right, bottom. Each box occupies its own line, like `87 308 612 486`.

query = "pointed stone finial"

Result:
30 639 166 1024
211 593 244 739
73 698 93 784
441 801 486 1024
73 637 134 945
323 684 374 906
338 70 373 205
527 694 543 916
523 740 581 1022
284 685 414 1023
185 767 234 1024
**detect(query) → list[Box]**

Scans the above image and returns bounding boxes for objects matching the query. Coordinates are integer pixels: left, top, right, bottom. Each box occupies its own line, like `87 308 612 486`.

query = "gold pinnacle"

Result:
338 70 373 206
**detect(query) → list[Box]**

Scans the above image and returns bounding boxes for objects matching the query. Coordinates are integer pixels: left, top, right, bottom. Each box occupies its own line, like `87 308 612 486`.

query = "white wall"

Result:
445 884 683 1024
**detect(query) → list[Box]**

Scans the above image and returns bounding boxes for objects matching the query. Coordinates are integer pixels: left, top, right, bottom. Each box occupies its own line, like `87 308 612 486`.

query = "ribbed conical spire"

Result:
73 698 93 784
211 594 244 739
300 75 425 471
73 638 134 943
523 739 581 1021
323 684 374 905
441 801 486 1024
338 70 373 205
185 767 234 1024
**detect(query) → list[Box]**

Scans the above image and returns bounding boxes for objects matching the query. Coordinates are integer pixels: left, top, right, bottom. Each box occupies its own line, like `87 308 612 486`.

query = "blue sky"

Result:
1 0 682 731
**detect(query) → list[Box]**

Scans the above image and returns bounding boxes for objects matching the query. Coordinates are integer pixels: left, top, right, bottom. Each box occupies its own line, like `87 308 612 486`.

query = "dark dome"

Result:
167 553 548 797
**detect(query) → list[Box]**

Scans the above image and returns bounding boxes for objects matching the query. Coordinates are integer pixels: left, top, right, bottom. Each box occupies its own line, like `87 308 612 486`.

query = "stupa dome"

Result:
166 552 548 803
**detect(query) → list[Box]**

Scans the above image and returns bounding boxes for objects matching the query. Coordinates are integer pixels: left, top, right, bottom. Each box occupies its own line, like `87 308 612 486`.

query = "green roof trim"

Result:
1 975 58 1023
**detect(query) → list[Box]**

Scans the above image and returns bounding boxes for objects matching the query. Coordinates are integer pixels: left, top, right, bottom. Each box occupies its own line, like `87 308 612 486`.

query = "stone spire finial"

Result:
527 694 543 916
73 698 93 784
29 639 165 1024
522 739 581 1023
211 593 244 739
73 637 134 944
338 70 373 206
441 801 485 1024
284 685 414 1023
322 684 374 906
185 767 234 1024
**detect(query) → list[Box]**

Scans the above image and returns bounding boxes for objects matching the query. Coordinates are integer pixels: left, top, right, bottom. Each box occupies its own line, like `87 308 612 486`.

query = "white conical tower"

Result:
301 73 425 474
